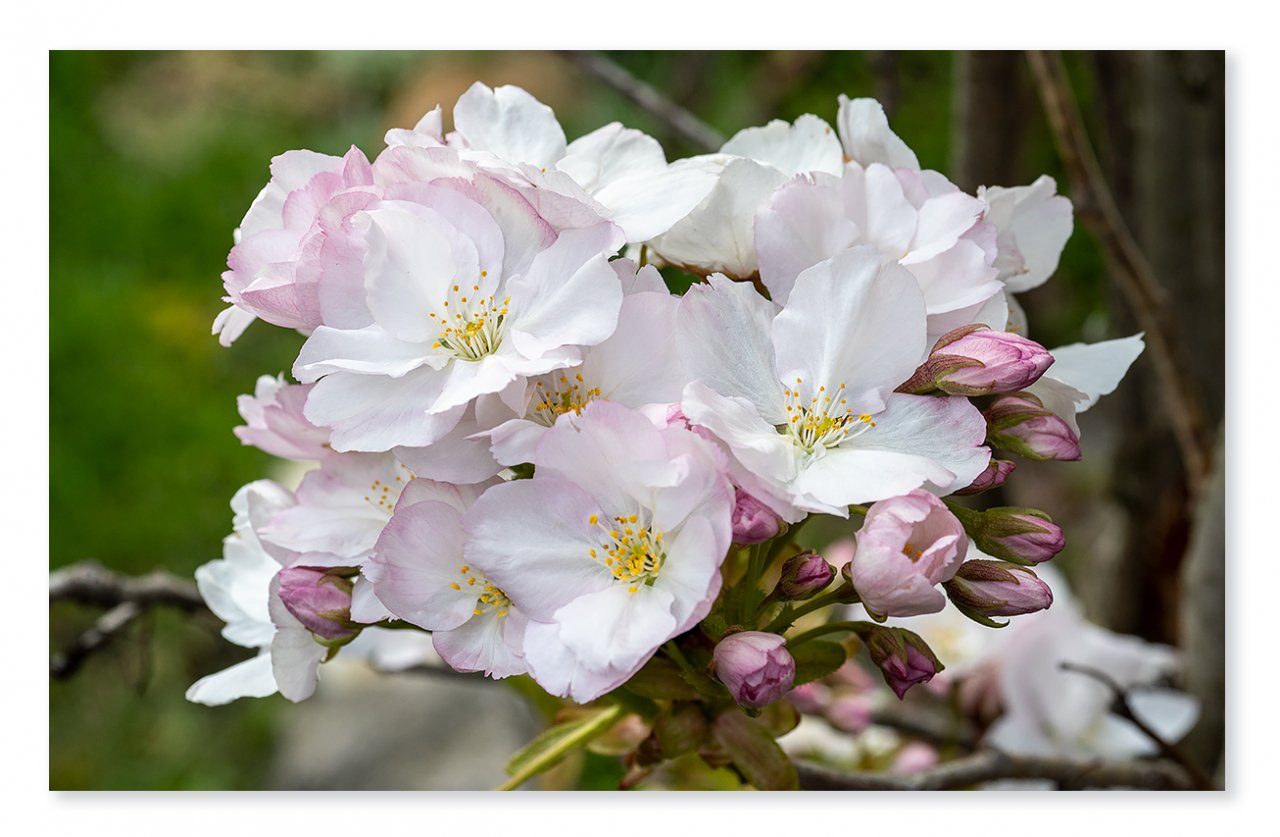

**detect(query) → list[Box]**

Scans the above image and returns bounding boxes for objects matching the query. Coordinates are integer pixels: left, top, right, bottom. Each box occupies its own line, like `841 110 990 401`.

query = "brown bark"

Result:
1089 51 1225 643
950 51 1028 192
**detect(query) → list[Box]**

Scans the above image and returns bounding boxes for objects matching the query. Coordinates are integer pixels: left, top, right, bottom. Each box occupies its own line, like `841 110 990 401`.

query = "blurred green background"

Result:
49 51 1221 789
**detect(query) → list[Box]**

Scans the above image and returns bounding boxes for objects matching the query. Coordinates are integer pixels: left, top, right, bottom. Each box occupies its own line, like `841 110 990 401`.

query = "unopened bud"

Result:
954 458 1016 496
712 631 796 709
276 567 356 641
984 392 1081 461
774 551 835 600
944 560 1054 617
731 489 783 545
899 325 1054 396
971 506 1065 566
858 625 943 699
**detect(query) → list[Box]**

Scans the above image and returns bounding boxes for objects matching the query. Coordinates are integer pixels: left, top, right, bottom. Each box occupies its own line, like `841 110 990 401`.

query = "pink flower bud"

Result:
276 567 356 641
944 560 1054 617
786 681 831 715
845 490 967 618
891 742 940 774
983 393 1081 461
712 631 796 709
826 694 875 733
898 325 1053 396
861 626 943 699
234 375 331 460
966 507 1066 565
731 489 783 545
954 458 1016 496
775 551 835 600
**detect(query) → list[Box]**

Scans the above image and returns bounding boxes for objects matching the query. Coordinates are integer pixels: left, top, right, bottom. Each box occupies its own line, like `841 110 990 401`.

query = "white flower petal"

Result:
649 156 788 279
836 96 920 170
773 247 927 415
755 171 860 305
676 274 784 420
465 479 615 621
365 500 477 631
505 224 625 359
720 114 844 177
433 609 528 679
452 82 567 170
553 583 677 673
185 652 278 706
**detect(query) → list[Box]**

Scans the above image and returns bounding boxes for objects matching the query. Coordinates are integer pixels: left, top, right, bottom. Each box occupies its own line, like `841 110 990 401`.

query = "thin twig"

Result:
796 749 1196 790
50 601 144 678
1058 661 1216 790
555 51 724 152
1025 50 1212 495
50 559 207 611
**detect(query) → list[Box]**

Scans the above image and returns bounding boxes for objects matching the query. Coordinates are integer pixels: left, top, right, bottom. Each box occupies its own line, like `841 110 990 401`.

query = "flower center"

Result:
778 377 876 454
529 372 602 426
450 564 512 618
361 461 415 515
429 279 509 361
587 513 666 594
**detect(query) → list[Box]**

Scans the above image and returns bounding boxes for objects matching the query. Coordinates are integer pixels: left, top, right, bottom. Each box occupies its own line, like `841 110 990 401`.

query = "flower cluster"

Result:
191 83 1145 787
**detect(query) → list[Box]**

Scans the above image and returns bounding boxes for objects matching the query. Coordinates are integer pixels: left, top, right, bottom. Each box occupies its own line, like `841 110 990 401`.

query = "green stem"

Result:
664 640 695 674
785 620 871 649
764 583 859 633
741 541 771 619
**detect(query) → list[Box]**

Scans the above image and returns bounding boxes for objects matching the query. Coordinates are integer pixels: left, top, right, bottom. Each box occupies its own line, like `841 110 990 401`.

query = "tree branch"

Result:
555 51 724 152
50 560 209 679
868 703 979 753
50 559 207 611
796 749 1196 790
1058 661 1216 790
49 601 143 679
1025 50 1213 495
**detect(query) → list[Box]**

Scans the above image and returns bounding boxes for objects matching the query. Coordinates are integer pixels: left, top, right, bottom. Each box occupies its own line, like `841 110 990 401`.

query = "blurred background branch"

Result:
1026 50 1214 494
796 750 1197 790
1059 661 1216 789
50 560 208 679
555 51 724 152
555 51 727 152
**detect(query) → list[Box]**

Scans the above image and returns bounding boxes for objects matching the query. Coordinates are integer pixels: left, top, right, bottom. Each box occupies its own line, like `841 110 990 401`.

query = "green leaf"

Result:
791 640 848 686
499 704 625 790
711 709 798 790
